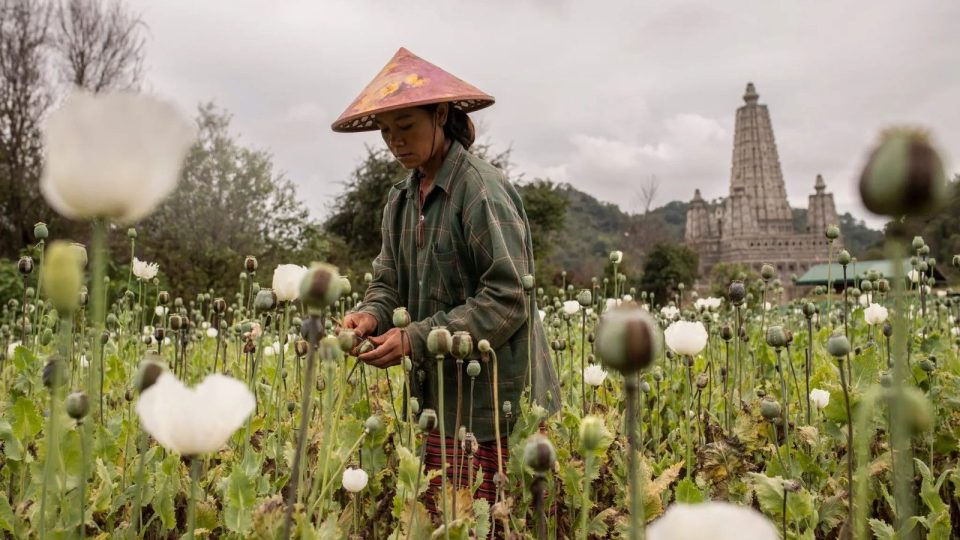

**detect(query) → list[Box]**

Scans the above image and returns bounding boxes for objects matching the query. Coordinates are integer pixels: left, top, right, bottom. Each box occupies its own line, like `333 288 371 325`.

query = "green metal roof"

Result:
796 259 946 286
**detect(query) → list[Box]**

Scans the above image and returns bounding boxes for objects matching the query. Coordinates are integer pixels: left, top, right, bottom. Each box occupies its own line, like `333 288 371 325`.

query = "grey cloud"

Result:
127 0 959 227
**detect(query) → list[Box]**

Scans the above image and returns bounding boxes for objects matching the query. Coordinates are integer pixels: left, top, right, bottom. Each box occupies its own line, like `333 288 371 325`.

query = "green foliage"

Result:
638 243 699 303
893 177 960 283
137 103 321 296
514 179 568 280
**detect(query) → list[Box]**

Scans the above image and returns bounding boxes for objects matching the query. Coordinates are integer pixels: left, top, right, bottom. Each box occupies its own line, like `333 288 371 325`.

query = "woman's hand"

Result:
341 311 378 338
358 328 411 369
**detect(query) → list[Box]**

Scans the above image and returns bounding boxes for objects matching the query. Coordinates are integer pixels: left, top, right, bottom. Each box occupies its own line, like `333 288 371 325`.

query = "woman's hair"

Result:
420 103 475 149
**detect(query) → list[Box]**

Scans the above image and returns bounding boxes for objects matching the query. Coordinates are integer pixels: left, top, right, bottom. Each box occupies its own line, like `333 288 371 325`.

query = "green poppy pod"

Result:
596 306 659 375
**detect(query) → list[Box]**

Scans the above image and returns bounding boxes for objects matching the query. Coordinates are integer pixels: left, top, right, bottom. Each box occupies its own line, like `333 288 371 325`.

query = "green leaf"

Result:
0 420 24 461
9 396 42 442
0 493 15 532
223 466 256 533
869 519 896 540
674 477 705 503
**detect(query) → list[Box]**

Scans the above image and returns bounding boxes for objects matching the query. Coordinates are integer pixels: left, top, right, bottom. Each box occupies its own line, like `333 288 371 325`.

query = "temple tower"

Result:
729 83 794 234
806 174 840 234
684 189 714 241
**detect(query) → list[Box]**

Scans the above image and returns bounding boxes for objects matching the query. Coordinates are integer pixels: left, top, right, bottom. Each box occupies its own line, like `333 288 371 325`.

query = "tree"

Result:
137 104 318 295
514 179 568 280
0 0 146 257
0 0 51 255
637 243 699 304
52 0 145 91
708 262 760 299
891 176 960 283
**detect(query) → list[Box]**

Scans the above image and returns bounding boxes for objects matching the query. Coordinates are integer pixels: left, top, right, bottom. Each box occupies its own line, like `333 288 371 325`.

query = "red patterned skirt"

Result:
423 431 509 513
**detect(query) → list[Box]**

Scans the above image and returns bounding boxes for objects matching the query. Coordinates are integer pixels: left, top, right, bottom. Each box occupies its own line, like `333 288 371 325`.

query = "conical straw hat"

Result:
332 47 494 133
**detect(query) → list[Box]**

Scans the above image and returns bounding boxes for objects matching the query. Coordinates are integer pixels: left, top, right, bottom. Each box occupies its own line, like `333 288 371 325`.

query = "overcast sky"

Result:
126 0 958 228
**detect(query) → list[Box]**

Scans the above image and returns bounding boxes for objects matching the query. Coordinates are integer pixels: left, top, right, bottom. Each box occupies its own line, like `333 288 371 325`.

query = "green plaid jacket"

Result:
358 140 561 441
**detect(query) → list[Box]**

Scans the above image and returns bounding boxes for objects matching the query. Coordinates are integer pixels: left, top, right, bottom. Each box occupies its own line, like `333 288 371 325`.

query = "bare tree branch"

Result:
52 0 145 92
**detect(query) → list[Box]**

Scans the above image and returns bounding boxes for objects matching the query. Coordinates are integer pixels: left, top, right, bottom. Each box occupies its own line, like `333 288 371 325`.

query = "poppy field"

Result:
0 94 959 540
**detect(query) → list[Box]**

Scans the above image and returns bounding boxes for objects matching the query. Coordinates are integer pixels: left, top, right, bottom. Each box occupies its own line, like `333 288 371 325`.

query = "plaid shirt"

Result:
359 140 560 441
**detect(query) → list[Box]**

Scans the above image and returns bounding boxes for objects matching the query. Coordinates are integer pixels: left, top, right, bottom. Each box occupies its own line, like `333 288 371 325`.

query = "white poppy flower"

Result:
342 467 369 493
663 320 708 356
201 321 210 330
606 298 621 310
133 258 159 281
538 309 546 321
136 372 254 455
206 328 218 339
6 341 21 359
763 302 772 311
864 303 889 325
80 355 89 368
936 290 946 298
858 294 869 307
660 305 679 320
951 327 959 337
809 388 830 409
562 300 581 315
40 91 195 223
272 264 308 302
908 270 920 283
583 364 608 387
695 297 723 311
154 306 167 317
622 294 633 303
648 501 778 540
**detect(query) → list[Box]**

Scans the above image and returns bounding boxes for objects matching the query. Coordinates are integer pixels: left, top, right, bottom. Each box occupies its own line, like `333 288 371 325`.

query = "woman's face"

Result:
375 105 447 169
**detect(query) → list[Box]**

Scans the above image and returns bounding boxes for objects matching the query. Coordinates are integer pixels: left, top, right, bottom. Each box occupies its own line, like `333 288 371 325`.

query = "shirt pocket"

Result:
427 244 467 307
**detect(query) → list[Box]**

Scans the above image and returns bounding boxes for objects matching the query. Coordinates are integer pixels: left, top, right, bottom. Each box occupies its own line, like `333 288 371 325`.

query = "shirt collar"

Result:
399 140 465 198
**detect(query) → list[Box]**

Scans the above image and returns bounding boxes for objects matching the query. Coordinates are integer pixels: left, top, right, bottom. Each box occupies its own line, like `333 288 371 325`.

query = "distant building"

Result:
685 83 842 291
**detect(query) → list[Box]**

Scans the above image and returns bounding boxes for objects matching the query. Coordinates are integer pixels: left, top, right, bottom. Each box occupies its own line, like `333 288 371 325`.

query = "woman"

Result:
334 48 560 512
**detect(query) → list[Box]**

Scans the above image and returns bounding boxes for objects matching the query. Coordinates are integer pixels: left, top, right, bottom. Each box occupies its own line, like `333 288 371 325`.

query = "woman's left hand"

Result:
358 328 411 368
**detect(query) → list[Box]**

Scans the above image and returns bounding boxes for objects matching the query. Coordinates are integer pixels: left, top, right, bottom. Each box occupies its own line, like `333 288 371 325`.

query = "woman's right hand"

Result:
341 311 378 338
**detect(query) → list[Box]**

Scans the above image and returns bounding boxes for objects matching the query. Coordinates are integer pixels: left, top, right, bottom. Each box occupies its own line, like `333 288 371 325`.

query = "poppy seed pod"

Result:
826 332 851 358
418 408 438 432
579 415 608 452
299 263 342 310
918 358 935 373
577 289 592 308
100 330 110 345
765 325 787 349
42 358 65 388
409 397 420 414
17 256 33 276
609 250 623 264
756 388 766 398
338 330 357 354
596 306 659 375
254 289 277 312
696 373 708 389
357 339 375 356
427 326 453 357
477 338 492 354
860 280 873 292
154 327 165 341
295 339 309 357
65 392 89 420
451 331 473 360
521 274 535 292
760 396 781 420
364 415 383 434
859 128 949 216
728 280 746 305
760 264 776 281
837 250 851 266
466 359 481 377
363 272 373 284
392 307 411 329
212 297 227 313
42 241 84 313
34 222 48 240
134 358 165 392
825 225 840 240
877 279 890 293
244 256 258 273
953 255 960 268
169 314 183 331
524 434 556 474
462 432 479 456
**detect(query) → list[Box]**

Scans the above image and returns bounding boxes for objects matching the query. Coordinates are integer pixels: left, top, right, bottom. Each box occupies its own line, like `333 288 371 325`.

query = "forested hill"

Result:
543 183 884 284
